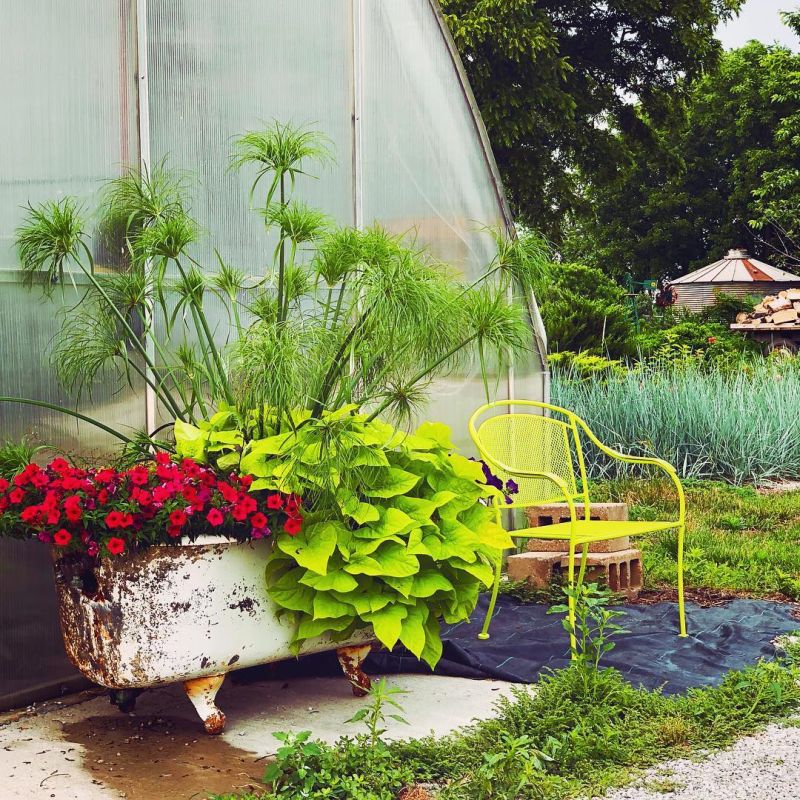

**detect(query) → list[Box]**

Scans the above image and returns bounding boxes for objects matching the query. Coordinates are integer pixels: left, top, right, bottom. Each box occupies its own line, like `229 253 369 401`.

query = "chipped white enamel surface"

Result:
54 539 370 689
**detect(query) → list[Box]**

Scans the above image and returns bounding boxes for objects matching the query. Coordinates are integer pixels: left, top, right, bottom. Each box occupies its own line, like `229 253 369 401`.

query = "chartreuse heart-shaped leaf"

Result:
331 588 392 616
362 467 420 498
267 568 315 614
448 558 496 587
370 542 420 577
414 421 455 450
300 569 359 593
173 420 210 463
298 615 353 640
363 604 408 650
355 506 417 539
336 489 381 525
313 592 354 620
410 570 455 598
276 521 342 575
382 575 414 597
421 612 443 669
343 555 385 575
399 602 429 658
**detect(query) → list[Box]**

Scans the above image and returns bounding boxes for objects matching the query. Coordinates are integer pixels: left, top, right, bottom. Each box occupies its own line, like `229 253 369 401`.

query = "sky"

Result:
717 0 800 50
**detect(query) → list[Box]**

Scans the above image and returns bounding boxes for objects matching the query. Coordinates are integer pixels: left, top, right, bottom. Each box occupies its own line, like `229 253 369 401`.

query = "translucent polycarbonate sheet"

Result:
0 276 146 456
359 0 505 278
0 0 138 270
359 0 542 448
145 0 355 274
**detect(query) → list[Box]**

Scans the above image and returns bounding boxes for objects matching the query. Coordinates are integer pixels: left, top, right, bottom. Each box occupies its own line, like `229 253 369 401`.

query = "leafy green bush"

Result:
538 263 635 358
175 409 511 665
635 320 756 364
546 351 625 379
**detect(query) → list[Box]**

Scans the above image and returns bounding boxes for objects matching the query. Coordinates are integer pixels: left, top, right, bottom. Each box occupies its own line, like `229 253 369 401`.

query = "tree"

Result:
440 0 742 240
749 11 800 255
564 39 800 281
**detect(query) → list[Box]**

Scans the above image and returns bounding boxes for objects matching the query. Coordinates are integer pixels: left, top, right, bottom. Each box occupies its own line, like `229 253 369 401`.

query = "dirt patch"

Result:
632 586 798 608
62 713 264 800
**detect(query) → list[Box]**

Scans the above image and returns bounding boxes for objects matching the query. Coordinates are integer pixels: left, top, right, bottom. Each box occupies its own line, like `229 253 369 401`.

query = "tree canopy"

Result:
563 38 800 281
440 0 743 241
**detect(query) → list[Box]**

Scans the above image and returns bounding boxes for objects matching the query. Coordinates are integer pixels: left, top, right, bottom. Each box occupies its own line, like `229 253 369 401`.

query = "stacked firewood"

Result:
735 289 800 326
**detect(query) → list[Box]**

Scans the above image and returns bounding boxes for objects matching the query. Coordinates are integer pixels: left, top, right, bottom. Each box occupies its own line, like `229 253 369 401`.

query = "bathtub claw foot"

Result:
336 644 372 697
109 688 140 713
184 674 226 734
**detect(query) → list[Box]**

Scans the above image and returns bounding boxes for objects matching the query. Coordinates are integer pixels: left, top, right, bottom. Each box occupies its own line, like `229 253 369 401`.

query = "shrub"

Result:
538 263 635 358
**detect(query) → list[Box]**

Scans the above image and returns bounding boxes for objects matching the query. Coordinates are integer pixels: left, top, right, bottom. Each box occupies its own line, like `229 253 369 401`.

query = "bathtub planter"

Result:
53 537 373 734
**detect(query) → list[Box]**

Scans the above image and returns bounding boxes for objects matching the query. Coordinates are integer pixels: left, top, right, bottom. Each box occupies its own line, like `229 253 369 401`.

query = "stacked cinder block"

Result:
506 502 642 599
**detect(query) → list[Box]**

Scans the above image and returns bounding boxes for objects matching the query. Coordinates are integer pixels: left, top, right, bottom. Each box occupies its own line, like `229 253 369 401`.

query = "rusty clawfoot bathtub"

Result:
52 537 373 734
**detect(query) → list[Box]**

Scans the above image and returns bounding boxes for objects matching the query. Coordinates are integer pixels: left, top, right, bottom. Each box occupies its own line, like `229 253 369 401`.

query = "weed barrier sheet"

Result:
364 597 800 694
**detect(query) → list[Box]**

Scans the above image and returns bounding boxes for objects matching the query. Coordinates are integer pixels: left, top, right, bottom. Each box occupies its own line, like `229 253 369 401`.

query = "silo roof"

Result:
670 249 800 284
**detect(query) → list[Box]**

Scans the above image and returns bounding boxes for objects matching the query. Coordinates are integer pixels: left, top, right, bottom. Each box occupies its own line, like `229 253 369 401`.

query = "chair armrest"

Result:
573 417 676 475
573 417 686 524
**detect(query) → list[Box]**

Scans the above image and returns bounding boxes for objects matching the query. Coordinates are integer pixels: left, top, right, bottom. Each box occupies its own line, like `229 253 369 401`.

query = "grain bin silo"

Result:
669 249 800 313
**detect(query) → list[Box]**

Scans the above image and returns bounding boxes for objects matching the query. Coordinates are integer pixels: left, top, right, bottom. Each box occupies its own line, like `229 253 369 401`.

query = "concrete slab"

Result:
0 674 517 800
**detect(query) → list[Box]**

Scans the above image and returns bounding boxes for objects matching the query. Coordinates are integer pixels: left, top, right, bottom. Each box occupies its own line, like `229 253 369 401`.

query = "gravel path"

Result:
600 722 800 800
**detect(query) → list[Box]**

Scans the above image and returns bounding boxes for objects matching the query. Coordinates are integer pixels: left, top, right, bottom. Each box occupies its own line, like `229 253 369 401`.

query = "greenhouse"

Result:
0 1 546 708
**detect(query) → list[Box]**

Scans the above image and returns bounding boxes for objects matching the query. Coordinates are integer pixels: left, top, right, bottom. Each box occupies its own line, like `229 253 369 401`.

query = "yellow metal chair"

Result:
469 400 687 649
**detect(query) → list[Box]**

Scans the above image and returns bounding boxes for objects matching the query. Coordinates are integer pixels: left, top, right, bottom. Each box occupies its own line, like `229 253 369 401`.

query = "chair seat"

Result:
514 519 678 542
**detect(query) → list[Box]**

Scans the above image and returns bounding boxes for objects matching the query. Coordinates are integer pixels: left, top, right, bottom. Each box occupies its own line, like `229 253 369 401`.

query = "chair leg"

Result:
677 524 688 637
478 555 503 640
567 540 577 658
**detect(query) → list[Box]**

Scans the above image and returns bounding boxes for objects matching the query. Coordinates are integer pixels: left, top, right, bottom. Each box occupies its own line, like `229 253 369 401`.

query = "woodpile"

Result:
735 288 800 326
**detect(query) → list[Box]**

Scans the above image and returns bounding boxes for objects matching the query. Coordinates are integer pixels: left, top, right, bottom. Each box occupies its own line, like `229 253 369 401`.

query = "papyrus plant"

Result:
7 122 547 451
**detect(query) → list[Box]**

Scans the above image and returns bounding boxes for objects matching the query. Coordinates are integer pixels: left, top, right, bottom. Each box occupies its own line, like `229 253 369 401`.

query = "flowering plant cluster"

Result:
0 454 302 558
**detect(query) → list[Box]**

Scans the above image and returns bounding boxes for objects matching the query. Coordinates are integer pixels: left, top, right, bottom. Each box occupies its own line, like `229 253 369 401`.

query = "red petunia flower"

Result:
87 541 99 557
0 478 8 492
46 508 61 525
167 524 182 538
250 512 267 530
152 485 172 503
105 511 124 529
231 504 249 522
284 516 302 536
50 458 70 473
266 494 284 510
118 512 134 529
107 537 126 555
96 468 116 484
128 466 150 486
218 482 239 503
206 508 224 527
97 489 110 505
155 451 172 465
53 529 72 546
238 474 253 489
169 509 188 527
20 506 41 523
238 495 257 514
9 488 25 504
30 472 50 488
65 505 83 523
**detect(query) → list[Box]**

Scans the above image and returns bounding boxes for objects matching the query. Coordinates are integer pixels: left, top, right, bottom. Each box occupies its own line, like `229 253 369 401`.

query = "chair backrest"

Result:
469 401 588 507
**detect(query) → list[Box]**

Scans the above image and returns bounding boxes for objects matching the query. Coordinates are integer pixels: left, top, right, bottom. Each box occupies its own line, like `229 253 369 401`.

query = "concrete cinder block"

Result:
525 502 630 552
507 552 563 587
560 548 643 600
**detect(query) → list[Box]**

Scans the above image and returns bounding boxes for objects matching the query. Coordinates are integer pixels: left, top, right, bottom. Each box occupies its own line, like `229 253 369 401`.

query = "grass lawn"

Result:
592 479 800 599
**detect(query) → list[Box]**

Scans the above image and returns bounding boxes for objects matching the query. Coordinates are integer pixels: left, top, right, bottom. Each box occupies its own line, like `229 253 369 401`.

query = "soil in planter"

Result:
62 713 263 800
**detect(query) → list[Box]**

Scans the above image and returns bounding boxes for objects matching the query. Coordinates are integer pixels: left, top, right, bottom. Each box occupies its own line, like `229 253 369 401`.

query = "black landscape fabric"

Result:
364 596 800 694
